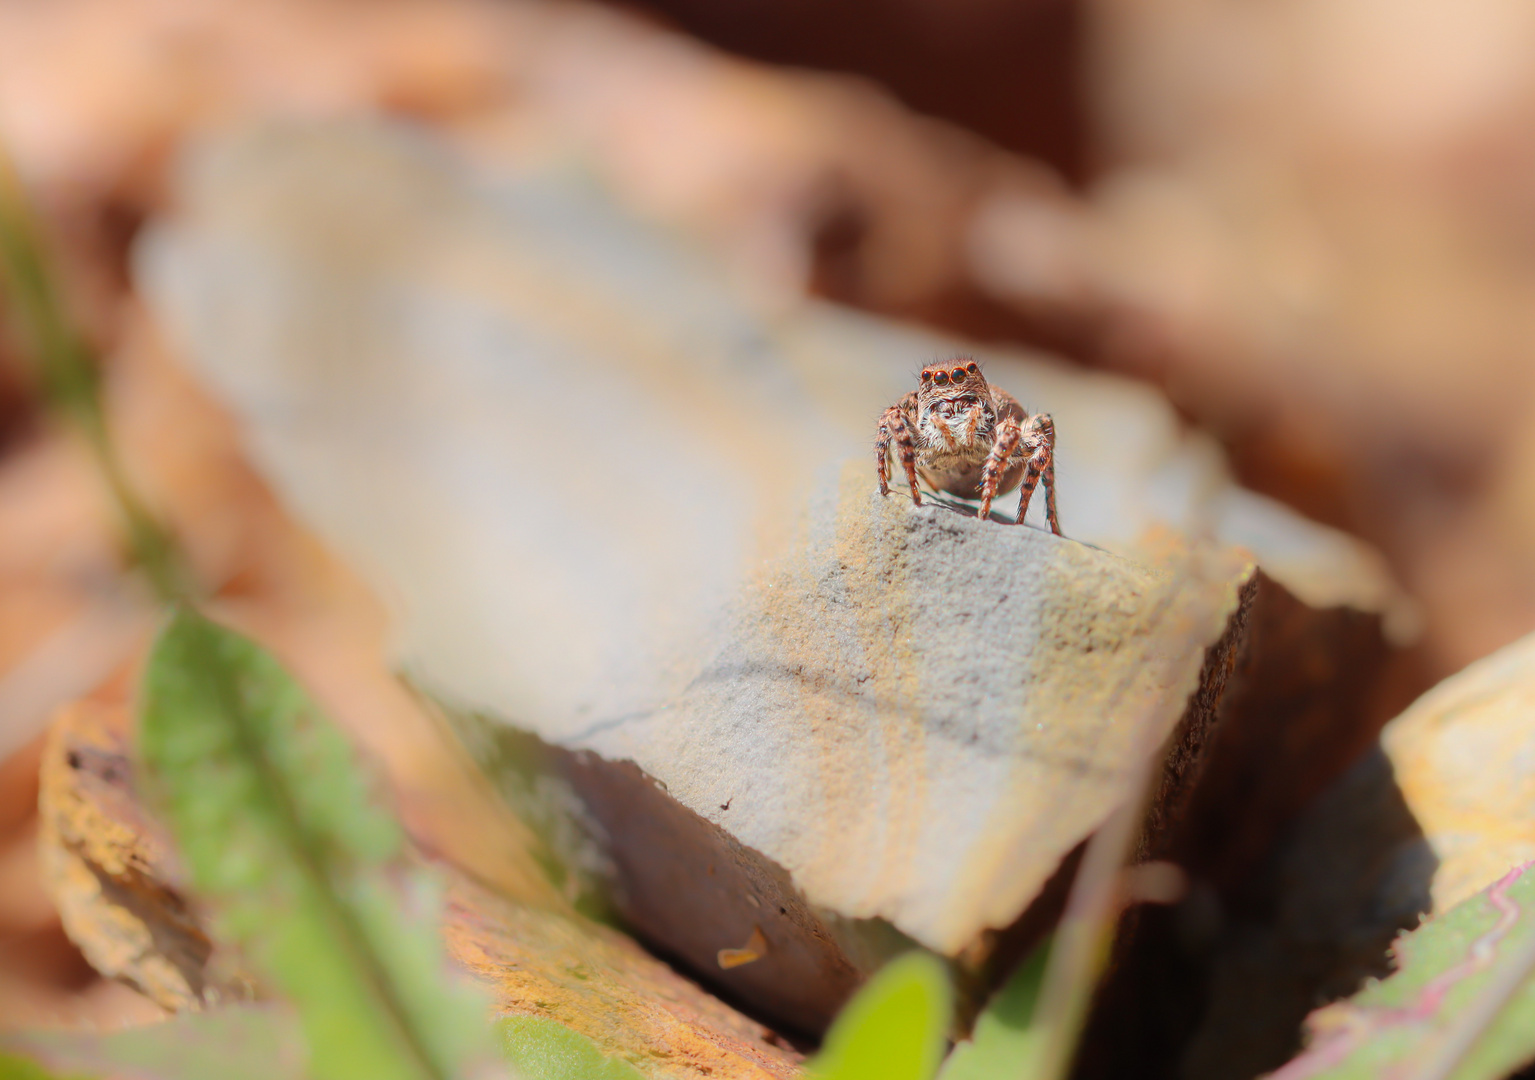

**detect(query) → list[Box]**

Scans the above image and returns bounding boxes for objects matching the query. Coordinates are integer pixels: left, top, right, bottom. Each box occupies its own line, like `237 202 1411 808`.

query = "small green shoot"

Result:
497 1017 645 1080
0 148 186 602
0 1053 86 1080
139 608 495 1080
938 941 1050 1080
2 1004 304 1080
808 951 953 1080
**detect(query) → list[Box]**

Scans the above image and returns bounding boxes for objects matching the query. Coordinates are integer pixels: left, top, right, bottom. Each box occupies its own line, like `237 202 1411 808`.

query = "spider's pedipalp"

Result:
930 412 960 451
963 403 984 442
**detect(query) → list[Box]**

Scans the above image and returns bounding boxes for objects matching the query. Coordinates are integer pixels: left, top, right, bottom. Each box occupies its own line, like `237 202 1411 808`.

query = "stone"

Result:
1382 630 1535 913
135 119 1402 1029
542 467 1253 1032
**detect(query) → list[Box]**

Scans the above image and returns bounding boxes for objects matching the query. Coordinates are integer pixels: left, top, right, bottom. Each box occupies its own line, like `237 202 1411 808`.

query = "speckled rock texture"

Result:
573 464 1245 955
136 120 1400 1029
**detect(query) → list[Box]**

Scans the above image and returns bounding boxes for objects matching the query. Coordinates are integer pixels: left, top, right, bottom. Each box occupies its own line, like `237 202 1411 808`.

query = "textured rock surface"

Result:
573 463 1245 956
550 749 875 1036
540 468 1253 1032
36 690 802 1080
135 120 1401 1023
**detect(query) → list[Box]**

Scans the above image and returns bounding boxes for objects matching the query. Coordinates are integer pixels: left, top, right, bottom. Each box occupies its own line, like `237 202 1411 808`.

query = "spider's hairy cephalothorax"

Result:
874 358 1061 533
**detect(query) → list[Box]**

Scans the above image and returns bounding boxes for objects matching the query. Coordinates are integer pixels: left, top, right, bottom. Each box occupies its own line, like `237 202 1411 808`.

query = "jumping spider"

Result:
875 359 1061 534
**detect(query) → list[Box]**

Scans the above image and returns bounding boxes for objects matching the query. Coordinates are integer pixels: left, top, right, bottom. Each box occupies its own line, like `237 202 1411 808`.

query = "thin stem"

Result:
0 143 188 603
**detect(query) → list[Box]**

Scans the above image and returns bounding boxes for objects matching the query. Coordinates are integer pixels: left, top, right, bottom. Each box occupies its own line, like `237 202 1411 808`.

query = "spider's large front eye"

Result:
951 368 967 381
933 371 949 385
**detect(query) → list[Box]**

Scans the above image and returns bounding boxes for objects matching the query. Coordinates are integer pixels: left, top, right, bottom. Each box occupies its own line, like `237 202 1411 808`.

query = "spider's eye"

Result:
951 368 967 381
921 370 932 381
933 371 949 385
967 363 979 374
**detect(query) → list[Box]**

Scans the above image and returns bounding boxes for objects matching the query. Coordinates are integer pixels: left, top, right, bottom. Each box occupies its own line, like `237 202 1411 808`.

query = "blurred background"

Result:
3 0 1534 1065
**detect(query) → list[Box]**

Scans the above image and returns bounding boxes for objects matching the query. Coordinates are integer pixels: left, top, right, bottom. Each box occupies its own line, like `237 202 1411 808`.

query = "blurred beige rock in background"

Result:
1383 630 1535 912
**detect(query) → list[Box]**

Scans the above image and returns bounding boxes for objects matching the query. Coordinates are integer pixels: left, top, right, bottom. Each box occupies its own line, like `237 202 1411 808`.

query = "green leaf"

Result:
0 1051 87 1080
496 1017 645 1080
3 1004 303 1080
138 608 495 1080
807 951 953 1080
1272 863 1535 1080
938 941 1050 1080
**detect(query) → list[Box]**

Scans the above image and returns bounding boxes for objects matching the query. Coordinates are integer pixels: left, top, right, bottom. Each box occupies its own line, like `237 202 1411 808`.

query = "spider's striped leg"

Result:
977 416 1022 520
876 405 922 506
1015 413 1059 532
1037 414 1061 535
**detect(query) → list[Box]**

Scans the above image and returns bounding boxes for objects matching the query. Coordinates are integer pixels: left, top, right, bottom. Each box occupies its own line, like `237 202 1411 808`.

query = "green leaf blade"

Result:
138 609 493 1080
496 1017 645 1080
939 940 1050 1080
808 951 953 1080
0 1052 88 1080
4 1004 304 1080
1272 863 1535 1080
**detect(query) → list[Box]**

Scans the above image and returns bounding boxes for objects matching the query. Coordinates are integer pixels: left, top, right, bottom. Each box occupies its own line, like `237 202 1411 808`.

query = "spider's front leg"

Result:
1015 413 1061 535
875 404 923 506
977 417 1022 520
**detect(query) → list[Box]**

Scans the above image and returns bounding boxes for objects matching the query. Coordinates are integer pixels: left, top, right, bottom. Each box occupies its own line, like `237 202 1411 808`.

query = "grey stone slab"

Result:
132 120 1388 996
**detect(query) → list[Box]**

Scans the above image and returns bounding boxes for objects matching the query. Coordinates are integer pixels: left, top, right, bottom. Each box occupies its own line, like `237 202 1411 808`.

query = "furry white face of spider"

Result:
918 396 995 451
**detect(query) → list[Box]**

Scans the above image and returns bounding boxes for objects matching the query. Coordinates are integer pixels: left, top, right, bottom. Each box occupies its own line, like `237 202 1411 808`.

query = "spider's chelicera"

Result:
875 359 1061 534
